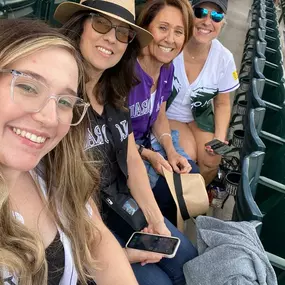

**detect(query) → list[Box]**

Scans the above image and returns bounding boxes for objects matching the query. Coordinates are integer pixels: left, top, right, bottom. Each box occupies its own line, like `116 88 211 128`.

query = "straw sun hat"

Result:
54 0 153 47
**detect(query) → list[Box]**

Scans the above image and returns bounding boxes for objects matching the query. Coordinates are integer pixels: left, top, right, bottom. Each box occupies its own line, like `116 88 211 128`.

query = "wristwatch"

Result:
138 144 145 156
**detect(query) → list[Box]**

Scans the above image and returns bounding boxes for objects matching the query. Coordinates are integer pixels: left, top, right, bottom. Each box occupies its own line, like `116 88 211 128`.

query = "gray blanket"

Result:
183 216 277 285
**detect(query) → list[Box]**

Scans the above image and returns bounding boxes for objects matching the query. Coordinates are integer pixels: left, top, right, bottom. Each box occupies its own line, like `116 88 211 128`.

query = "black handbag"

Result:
101 104 147 240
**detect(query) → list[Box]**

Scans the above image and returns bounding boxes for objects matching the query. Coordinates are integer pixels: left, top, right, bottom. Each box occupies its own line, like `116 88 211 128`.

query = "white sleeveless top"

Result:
3 171 93 285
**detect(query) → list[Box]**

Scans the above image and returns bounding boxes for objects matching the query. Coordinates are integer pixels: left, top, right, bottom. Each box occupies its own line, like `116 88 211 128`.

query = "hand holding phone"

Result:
205 139 233 155
126 232 181 259
125 247 164 266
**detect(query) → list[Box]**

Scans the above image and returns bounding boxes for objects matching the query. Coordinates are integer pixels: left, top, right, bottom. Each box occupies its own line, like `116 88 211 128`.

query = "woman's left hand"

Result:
205 139 229 156
142 220 171 237
167 151 192 174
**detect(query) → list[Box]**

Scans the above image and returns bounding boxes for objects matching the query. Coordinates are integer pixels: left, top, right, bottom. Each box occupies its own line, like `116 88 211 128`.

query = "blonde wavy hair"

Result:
0 19 100 284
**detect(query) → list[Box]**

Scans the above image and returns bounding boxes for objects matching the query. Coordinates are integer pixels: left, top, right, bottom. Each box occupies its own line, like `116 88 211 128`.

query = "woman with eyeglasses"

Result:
166 0 240 185
55 0 197 284
0 18 139 285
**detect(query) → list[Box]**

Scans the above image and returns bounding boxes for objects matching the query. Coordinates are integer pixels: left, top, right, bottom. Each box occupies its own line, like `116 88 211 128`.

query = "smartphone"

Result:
125 232 180 258
205 139 233 155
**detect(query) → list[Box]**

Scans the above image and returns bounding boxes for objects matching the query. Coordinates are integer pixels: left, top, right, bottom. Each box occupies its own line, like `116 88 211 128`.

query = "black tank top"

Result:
45 232 65 285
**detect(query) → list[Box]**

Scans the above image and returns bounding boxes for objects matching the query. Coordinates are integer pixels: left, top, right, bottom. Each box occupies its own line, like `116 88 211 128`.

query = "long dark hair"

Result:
60 11 140 109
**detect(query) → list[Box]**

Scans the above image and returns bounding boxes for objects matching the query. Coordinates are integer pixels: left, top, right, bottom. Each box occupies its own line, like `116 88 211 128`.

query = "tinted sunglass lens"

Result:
211 11 224 22
127 29 136 43
91 13 136 44
116 27 136 43
92 14 112 33
194 7 208 18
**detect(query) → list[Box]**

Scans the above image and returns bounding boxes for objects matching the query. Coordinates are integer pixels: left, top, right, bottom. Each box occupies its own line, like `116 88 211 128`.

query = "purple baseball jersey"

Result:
128 61 174 140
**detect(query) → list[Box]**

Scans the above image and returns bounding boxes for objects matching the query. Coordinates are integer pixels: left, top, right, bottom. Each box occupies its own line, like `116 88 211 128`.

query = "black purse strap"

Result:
173 172 190 221
104 104 129 191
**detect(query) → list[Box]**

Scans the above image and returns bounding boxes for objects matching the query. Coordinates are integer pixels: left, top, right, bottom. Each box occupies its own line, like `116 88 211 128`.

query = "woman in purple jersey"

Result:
128 0 200 226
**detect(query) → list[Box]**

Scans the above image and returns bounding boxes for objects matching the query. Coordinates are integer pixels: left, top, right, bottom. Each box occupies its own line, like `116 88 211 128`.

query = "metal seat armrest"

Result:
263 101 282 111
260 131 285 145
258 176 285 194
266 252 285 270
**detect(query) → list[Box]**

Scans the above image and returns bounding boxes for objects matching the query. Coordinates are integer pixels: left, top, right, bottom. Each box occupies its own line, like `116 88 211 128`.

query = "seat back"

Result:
256 40 267 58
249 78 266 110
241 108 266 161
233 151 264 223
0 0 37 19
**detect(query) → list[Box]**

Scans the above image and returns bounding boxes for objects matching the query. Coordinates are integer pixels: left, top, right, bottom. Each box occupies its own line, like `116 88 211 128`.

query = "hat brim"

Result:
192 0 227 13
54 2 153 48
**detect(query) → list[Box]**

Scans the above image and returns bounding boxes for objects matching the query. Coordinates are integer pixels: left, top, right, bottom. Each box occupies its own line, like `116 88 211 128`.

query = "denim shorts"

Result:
137 130 197 188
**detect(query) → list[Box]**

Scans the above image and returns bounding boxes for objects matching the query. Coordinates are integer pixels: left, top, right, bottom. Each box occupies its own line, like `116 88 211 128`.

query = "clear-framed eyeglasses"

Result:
0 69 90 126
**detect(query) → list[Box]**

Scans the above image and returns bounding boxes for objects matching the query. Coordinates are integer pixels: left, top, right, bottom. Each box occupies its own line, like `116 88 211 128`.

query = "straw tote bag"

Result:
163 168 209 232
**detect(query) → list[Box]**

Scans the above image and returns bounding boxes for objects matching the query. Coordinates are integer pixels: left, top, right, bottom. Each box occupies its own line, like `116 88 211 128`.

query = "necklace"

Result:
187 54 202 62
187 51 209 63
185 42 212 62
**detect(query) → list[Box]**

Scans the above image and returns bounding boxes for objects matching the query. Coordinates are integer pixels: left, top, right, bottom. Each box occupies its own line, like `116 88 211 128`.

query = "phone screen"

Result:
127 233 180 255
205 139 232 155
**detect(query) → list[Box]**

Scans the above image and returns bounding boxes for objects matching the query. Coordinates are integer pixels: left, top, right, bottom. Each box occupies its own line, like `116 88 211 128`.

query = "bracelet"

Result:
138 144 145 156
158 133 172 143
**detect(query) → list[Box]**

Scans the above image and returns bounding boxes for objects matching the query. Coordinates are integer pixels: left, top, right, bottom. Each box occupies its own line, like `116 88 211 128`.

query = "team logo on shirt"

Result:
85 120 129 150
170 76 219 109
129 96 164 118
190 87 218 109
172 75 182 98
232 70 238 80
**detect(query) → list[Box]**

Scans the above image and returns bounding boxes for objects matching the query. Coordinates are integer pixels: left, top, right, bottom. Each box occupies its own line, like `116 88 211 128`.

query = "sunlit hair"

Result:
137 0 194 50
0 18 100 285
61 11 140 109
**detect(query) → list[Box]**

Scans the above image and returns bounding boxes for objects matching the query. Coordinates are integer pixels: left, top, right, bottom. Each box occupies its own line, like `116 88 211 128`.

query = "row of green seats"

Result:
233 150 285 284
0 0 79 25
232 1 285 282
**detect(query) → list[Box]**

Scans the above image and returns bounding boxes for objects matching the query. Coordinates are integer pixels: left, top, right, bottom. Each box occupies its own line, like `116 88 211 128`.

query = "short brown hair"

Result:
137 0 194 47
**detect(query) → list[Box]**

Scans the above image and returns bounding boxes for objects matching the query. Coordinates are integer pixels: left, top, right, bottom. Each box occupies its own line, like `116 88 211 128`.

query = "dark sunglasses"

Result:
90 13 136 44
194 7 224 23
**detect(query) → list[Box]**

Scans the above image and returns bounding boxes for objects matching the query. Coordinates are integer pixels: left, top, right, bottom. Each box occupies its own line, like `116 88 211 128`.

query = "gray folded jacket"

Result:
183 216 277 285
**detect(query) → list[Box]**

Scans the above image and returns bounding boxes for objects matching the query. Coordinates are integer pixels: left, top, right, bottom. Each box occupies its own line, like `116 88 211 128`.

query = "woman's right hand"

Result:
125 247 164 266
145 150 173 175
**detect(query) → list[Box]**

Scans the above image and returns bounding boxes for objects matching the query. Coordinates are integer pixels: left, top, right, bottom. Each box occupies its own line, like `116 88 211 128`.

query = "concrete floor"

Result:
219 0 254 72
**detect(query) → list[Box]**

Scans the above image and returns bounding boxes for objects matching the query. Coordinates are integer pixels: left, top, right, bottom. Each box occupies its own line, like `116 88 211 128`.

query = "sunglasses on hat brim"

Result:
194 7 224 23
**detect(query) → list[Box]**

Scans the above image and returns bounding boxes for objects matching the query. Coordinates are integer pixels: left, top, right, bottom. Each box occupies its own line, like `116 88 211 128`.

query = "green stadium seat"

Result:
253 57 285 106
0 0 37 19
232 151 264 225
233 151 285 281
241 108 266 161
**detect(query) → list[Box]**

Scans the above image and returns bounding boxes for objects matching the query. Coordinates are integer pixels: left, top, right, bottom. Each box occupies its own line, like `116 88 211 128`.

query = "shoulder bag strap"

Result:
173 172 190 221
